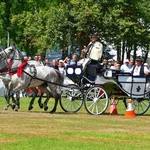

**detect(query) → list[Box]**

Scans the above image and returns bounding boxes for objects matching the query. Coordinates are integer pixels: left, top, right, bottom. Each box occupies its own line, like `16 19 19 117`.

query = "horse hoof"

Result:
14 108 18 111
28 106 33 111
3 107 8 110
49 109 56 114
12 104 16 110
44 106 48 111
40 104 43 109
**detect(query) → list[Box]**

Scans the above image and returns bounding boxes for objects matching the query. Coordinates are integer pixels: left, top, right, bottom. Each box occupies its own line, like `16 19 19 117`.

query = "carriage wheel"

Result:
60 85 83 113
84 86 109 115
125 95 150 115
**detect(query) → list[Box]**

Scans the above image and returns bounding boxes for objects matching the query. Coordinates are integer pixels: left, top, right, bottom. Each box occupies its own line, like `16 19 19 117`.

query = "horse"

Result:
0 46 64 113
5 47 44 111
0 51 21 111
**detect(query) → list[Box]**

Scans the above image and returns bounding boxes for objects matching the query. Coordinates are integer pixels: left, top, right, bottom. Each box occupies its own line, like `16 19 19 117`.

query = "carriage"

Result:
60 62 150 115
0 46 150 115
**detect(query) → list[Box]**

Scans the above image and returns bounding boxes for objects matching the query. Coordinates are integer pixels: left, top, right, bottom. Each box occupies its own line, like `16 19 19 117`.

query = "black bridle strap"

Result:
2 49 9 58
22 70 83 89
0 66 8 73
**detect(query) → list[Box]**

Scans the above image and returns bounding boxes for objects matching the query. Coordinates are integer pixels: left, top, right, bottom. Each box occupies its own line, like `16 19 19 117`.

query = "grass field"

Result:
0 96 150 150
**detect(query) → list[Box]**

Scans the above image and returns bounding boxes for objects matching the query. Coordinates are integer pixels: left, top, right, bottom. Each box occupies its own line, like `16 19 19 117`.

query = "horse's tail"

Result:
55 69 64 85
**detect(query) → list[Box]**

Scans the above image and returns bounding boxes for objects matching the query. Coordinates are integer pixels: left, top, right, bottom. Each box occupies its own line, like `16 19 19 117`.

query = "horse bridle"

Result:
0 47 24 75
1 47 23 61
0 48 10 59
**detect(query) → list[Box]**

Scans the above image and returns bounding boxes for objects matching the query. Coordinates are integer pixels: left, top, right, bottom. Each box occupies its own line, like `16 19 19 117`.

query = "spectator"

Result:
34 55 38 61
128 59 134 69
28 56 32 61
50 59 59 70
58 60 65 74
44 58 50 66
38 55 44 65
102 58 109 70
120 59 131 73
144 63 149 69
70 54 78 65
107 59 114 68
64 56 70 67
110 61 120 70
23 56 28 62
115 63 121 70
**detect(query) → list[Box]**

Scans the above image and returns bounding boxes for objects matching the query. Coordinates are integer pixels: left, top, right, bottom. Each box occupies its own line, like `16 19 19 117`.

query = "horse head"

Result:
0 46 24 73
0 46 16 60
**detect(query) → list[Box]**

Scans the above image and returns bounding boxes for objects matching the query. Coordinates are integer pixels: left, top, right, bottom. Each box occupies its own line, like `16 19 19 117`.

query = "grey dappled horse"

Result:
0 49 21 110
0 46 64 113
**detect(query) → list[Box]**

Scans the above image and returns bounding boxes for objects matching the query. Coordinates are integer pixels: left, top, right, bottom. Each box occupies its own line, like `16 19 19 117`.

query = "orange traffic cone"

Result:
109 98 118 115
125 99 135 117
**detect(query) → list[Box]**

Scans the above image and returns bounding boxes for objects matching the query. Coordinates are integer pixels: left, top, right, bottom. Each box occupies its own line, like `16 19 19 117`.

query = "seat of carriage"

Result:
65 63 150 98
103 69 150 98
65 63 103 84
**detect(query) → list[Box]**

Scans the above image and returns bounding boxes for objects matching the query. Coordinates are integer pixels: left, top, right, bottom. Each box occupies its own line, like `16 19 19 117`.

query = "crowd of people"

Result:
101 57 150 76
23 33 150 77
23 53 79 76
21 35 150 99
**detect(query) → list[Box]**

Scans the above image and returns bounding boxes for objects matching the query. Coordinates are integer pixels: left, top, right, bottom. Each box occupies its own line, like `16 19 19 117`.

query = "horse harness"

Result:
23 64 37 88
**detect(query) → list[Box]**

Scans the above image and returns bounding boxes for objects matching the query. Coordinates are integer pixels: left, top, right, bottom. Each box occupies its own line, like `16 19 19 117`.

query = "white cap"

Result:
59 60 64 63
108 59 113 62
125 59 129 63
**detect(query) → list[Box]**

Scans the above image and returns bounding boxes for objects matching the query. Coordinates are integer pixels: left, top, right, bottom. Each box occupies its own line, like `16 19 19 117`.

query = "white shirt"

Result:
133 66 141 76
88 41 103 61
120 64 131 73
58 67 65 75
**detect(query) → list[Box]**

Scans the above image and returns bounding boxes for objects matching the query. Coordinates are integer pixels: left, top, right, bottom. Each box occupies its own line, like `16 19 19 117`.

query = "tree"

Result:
0 0 150 61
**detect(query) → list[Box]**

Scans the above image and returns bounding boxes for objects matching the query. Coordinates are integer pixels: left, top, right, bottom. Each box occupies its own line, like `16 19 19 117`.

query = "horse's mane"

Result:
14 49 24 61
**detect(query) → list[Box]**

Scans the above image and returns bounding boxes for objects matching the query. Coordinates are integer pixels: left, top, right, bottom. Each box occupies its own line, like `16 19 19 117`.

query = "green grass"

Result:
0 96 150 150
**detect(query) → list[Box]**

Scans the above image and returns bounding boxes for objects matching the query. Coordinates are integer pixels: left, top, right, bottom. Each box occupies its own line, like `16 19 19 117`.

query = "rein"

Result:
22 70 82 90
2 49 9 58
0 66 8 74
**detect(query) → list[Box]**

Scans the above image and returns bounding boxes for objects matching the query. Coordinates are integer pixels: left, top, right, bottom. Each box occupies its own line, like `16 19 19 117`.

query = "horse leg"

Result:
3 87 13 110
42 90 52 111
37 92 44 109
43 96 50 111
49 93 61 114
28 88 38 111
11 93 17 110
12 91 20 111
37 84 50 111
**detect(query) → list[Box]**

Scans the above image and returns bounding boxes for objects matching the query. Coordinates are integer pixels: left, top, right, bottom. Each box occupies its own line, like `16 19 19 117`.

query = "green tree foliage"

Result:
0 0 150 60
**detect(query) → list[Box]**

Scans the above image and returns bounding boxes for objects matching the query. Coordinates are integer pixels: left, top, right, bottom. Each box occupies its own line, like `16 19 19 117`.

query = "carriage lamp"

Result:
66 65 83 77
67 68 74 75
75 68 82 75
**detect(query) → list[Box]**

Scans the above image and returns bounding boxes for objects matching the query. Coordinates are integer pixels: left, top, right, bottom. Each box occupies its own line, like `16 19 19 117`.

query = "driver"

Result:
81 34 103 76
81 34 103 64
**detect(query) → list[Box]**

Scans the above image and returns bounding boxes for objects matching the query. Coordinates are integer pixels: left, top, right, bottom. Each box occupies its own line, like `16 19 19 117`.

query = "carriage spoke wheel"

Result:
125 96 150 115
84 86 109 115
60 85 83 113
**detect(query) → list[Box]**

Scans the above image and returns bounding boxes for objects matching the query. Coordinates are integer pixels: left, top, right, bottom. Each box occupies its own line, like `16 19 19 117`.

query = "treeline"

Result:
0 0 150 62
